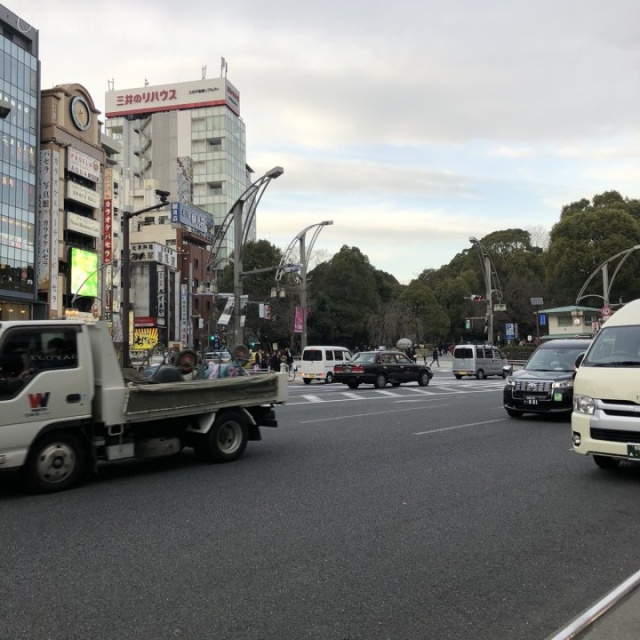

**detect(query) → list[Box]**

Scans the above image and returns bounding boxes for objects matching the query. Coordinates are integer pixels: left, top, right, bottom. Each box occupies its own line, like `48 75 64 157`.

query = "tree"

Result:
307 246 381 347
214 240 292 348
546 194 640 305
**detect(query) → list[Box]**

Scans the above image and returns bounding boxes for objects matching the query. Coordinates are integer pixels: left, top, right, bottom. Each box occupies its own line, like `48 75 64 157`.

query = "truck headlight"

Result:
552 380 574 390
574 393 595 415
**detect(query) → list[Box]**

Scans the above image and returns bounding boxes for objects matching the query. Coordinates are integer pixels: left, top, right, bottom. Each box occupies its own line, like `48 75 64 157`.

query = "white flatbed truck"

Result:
0 320 287 493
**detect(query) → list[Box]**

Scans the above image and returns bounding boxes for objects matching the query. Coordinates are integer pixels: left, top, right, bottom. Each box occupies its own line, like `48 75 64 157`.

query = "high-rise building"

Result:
0 5 39 320
104 74 253 348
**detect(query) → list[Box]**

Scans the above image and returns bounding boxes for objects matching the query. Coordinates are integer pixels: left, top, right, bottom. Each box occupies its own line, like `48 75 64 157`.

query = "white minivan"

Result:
452 344 508 379
572 298 640 470
300 346 352 384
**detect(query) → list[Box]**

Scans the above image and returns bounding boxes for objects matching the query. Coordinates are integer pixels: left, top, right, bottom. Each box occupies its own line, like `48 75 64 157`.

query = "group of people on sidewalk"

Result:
252 347 294 372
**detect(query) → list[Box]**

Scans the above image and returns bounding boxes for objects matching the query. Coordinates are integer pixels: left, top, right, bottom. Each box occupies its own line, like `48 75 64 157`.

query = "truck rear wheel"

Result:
25 431 86 493
194 410 249 463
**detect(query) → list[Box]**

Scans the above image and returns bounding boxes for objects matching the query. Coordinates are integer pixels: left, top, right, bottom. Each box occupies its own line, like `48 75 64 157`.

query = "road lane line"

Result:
300 403 461 423
414 418 505 435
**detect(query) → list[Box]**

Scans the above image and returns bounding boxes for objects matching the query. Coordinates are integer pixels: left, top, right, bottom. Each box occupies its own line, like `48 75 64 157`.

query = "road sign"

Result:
601 305 612 317
494 304 506 311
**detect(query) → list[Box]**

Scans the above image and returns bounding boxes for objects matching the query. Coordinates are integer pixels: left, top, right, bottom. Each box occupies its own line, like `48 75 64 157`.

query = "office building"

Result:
104 72 252 348
0 5 39 320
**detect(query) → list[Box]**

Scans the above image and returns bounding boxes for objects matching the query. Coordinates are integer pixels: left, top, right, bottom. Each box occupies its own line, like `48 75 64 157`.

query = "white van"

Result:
452 344 508 379
300 346 352 384
572 299 640 470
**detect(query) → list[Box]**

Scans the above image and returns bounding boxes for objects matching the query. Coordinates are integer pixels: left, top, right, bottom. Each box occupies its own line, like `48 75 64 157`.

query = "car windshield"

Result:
351 352 376 364
205 350 231 361
526 345 586 371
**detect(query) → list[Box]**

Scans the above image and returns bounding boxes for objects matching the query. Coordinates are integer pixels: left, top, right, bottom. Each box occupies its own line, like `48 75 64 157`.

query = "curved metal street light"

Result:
222 167 284 346
469 236 503 345
276 220 334 351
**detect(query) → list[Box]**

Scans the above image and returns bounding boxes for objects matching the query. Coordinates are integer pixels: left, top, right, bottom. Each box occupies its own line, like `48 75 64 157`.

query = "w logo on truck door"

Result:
28 392 50 410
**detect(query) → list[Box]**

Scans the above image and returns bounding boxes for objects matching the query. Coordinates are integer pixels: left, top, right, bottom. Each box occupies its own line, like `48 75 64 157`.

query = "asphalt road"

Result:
2 371 640 640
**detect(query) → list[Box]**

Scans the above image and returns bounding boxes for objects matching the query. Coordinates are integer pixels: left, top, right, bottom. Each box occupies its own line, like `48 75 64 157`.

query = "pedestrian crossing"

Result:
287 378 505 406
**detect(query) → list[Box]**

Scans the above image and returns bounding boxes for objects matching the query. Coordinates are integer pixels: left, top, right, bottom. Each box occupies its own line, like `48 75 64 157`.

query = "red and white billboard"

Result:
105 78 240 118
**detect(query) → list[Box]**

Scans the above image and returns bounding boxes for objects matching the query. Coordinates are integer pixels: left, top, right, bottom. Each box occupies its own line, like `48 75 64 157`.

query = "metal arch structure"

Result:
575 244 640 307
275 221 333 283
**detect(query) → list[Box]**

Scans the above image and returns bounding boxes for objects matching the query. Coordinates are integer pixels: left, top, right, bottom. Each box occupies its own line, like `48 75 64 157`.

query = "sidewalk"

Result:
545 572 640 639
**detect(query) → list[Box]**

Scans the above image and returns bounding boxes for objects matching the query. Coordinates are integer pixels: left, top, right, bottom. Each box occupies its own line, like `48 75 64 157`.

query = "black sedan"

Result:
333 350 433 389
503 338 592 418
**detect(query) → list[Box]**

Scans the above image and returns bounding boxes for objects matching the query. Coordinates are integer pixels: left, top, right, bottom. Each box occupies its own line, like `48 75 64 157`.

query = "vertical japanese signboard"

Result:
37 150 60 318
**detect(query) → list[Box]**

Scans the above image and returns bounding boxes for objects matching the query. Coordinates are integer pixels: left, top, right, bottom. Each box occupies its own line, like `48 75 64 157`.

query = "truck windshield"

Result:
582 326 640 367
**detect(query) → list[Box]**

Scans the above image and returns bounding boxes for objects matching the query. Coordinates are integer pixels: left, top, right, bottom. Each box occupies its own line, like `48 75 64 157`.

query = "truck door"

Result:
0 325 92 423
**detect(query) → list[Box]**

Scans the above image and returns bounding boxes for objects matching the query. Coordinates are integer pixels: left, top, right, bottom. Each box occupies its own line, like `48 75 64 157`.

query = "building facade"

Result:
39 83 107 321
0 5 39 320
104 75 252 349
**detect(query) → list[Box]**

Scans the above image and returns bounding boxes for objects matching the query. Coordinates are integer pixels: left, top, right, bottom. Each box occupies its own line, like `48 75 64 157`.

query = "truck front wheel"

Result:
593 455 621 470
25 431 86 493
194 410 249 463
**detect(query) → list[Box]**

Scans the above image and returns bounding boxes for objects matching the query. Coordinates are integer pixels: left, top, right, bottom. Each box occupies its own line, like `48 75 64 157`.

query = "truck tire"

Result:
476 369 486 380
593 455 621 470
25 431 86 493
193 410 249 463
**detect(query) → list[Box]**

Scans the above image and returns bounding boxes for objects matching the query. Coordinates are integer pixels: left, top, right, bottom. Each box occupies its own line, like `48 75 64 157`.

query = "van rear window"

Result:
303 350 322 362
454 347 473 359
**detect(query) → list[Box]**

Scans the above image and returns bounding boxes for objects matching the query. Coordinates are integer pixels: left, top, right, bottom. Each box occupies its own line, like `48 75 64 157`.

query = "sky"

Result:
9 0 640 284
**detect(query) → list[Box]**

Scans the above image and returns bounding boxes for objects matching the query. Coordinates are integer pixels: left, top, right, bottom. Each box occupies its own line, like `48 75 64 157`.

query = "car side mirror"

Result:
574 352 585 369
503 364 513 376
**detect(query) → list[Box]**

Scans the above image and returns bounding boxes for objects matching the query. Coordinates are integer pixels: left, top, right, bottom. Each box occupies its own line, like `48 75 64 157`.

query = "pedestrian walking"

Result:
430 347 440 367
270 350 281 372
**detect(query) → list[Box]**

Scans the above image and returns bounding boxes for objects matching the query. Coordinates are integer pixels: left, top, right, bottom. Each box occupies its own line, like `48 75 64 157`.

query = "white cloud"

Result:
8 0 640 285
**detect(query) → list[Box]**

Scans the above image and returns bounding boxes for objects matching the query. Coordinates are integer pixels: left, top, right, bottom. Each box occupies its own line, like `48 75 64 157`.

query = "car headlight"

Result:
573 393 595 415
552 380 574 390
505 376 515 387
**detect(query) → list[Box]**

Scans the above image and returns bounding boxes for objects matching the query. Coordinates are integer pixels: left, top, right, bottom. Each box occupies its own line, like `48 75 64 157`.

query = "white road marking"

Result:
414 418 505 435
301 395 324 403
300 404 454 423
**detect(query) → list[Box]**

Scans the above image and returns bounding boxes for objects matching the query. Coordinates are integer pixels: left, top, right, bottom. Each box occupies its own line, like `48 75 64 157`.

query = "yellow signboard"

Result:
132 327 159 350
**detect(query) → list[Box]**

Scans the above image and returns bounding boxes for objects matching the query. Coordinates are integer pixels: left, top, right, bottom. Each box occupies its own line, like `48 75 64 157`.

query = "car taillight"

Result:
351 365 364 373
335 365 343 372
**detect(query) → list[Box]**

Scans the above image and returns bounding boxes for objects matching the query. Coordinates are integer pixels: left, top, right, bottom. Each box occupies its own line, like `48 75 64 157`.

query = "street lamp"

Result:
230 166 284 346
276 220 334 351
469 236 501 346
121 189 170 367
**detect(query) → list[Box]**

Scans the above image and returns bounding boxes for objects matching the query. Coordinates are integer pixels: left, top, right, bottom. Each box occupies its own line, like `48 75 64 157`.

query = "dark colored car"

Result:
333 350 433 389
503 338 592 418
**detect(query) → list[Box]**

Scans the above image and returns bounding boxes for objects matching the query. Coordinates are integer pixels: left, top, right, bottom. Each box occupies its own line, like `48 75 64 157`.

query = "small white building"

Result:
538 305 601 339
